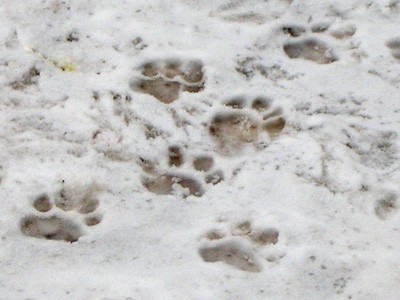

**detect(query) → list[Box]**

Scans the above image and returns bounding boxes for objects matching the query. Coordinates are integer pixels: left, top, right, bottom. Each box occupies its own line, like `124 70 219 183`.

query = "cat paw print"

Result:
281 22 356 64
130 59 204 104
209 95 286 154
138 145 224 198
199 221 281 273
386 38 400 60
20 181 102 243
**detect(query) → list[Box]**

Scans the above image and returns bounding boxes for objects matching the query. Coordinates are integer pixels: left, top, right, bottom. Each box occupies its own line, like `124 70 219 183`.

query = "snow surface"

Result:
1 0 400 299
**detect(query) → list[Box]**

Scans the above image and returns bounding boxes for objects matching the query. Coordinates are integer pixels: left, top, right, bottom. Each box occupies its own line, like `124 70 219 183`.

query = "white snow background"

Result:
1 0 400 299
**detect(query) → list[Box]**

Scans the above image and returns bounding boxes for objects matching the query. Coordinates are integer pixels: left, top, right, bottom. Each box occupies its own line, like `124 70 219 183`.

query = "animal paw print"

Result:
374 191 399 220
20 182 102 243
386 38 400 60
130 59 204 104
281 22 355 64
199 221 280 273
138 146 224 197
209 95 286 154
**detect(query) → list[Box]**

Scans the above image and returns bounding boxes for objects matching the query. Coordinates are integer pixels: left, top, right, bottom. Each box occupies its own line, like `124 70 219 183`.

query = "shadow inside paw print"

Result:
386 38 400 60
199 239 261 272
209 96 286 154
10 66 40 90
374 191 399 220
20 184 102 243
283 38 338 64
199 221 279 273
138 145 224 197
21 214 84 243
130 59 204 103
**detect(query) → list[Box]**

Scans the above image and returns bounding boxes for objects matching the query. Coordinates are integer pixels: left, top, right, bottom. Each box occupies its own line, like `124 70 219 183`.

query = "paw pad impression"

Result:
280 23 349 64
131 59 204 103
209 96 286 153
139 145 224 197
199 220 280 273
20 182 102 243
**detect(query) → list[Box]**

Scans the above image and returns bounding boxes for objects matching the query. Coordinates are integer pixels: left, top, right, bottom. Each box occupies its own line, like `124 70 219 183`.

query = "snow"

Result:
1 0 400 299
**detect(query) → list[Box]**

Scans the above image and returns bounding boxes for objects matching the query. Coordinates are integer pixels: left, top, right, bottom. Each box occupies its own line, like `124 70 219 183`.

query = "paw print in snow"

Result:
284 39 338 64
209 95 286 154
138 145 224 197
281 22 356 64
199 221 280 273
130 59 204 104
374 191 399 220
20 181 102 243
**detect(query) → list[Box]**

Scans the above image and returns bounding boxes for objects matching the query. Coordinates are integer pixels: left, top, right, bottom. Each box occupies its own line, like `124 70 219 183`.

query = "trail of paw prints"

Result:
281 22 356 64
138 146 224 198
199 221 281 273
209 95 286 154
386 38 400 60
20 184 102 243
374 191 399 220
130 59 204 104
